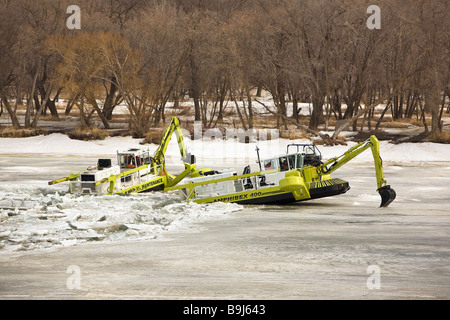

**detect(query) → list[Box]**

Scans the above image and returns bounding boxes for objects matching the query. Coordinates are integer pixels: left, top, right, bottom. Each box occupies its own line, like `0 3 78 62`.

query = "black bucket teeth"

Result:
378 185 396 207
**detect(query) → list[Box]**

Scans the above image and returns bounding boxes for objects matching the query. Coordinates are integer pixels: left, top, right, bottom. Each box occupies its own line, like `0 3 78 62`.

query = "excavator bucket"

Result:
377 185 396 207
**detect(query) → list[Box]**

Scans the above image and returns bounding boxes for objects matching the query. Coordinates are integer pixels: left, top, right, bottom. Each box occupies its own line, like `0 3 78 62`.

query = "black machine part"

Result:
98 159 112 169
377 185 396 207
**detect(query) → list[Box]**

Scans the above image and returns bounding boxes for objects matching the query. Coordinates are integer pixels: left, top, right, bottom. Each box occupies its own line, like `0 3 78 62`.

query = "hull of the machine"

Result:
68 165 173 195
175 169 350 205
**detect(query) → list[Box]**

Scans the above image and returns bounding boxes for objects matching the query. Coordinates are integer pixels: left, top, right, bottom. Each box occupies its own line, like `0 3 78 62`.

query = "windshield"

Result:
119 154 136 168
262 153 305 171
263 159 277 170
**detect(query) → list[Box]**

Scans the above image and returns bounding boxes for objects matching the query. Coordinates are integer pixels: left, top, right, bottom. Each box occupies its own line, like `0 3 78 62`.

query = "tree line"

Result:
0 0 448 138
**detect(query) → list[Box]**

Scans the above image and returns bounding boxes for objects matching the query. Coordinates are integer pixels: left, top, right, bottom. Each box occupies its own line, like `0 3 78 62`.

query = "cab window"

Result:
287 155 296 169
296 154 304 168
142 152 151 165
120 154 136 168
263 159 277 170
279 157 289 171
119 154 127 168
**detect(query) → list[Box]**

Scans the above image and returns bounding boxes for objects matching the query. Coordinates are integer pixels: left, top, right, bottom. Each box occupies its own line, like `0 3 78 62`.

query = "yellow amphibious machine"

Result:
49 117 197 195
165 135 396 207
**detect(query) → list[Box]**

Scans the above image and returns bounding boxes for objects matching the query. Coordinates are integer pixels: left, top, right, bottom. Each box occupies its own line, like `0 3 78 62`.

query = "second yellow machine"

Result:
48 117 196 195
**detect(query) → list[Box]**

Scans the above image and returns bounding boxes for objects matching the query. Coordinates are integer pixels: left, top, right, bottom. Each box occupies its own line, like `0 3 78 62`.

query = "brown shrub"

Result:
141 128 165 144
279 129 309 140
0 127 48 138
68 127 109 141
430 131 450 144
377 121 410 129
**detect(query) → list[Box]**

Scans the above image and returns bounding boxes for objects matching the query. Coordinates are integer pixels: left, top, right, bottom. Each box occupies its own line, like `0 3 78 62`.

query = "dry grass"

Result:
252 115 277 128
279 128 310 140
378 117 433 128
253 115 310 128
141 128 166 144
68 126 109 141
377 121 410 129
0 127 48 138
430 131 450 144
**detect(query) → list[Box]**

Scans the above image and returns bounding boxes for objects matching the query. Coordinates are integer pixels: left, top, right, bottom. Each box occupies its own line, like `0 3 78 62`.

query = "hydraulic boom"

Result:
152 116 194 167
316 135 396 207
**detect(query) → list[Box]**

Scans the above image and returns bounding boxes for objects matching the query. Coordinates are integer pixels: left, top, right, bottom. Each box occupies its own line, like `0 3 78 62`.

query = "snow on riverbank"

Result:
1 132 450 165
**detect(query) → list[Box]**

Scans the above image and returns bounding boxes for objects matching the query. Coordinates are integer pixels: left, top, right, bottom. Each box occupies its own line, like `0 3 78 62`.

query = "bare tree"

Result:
1 0 448 140
0 0 23 128
48 32 130 129
123 4 189 131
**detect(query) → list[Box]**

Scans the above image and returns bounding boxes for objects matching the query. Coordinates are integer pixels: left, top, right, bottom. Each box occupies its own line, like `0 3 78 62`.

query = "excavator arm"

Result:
316 135 396 207
152 116 194 167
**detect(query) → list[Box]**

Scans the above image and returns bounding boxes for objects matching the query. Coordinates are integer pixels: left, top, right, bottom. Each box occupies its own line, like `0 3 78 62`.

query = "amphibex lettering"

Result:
213 191 269 203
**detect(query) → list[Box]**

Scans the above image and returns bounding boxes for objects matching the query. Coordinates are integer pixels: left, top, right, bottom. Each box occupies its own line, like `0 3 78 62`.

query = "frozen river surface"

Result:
0 154 450 299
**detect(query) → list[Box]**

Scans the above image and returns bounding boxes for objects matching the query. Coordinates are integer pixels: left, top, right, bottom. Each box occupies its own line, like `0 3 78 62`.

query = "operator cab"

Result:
261 144 322 172
262 154 303 172
117 148 152 170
